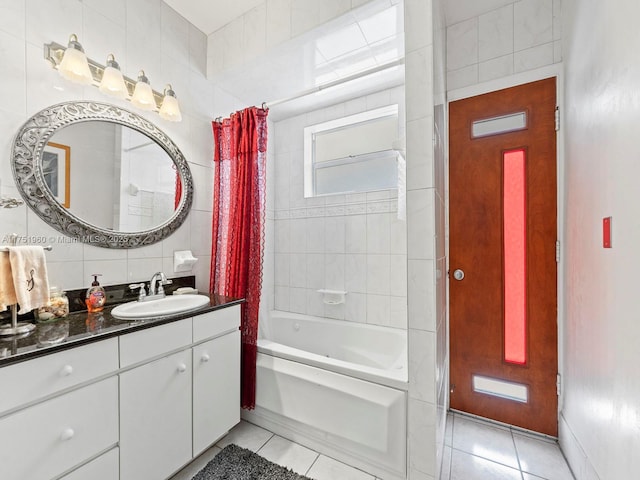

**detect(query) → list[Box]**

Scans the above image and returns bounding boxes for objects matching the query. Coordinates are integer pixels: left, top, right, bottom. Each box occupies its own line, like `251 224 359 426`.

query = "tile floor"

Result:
442 412 575 480
171 412 575 480
170 420 379 480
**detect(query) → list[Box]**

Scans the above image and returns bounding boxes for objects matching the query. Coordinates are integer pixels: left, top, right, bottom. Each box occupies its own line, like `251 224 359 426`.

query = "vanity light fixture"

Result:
57 34 93 85
159 84 182 122
98 54 128 99
131 70 156 111
44 34 182 121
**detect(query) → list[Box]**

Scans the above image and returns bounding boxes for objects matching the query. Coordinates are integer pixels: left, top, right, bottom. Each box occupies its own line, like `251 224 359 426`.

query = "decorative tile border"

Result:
274 198 398 220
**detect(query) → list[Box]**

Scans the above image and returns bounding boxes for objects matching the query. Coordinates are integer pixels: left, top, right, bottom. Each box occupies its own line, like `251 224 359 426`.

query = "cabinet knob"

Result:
59 365 73 377
177 363 187 373
60 428 75 441
201 353 210 363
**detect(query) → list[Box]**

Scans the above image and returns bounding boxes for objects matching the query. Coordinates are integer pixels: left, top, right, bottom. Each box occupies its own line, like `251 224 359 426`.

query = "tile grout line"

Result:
449 412 525 476
443 413 455 480
448 445 525 475
304 453 321 477
450 412 523 472
509 426 526 480
255 431 276 454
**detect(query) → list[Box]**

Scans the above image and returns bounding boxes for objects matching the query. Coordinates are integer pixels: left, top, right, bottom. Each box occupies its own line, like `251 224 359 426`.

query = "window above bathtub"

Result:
303 105 400 197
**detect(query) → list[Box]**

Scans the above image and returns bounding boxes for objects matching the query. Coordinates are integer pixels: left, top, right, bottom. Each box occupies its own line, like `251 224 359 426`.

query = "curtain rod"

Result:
263 58 405 109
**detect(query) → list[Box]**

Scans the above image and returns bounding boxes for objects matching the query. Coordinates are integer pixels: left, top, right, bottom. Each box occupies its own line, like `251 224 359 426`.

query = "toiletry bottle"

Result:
86 274 106 312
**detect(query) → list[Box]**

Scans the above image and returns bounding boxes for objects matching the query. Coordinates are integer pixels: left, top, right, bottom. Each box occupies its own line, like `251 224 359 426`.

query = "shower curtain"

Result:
210 106 268 409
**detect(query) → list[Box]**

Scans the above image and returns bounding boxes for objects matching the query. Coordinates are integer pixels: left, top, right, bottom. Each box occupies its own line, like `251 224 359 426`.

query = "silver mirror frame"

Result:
11 101 193 248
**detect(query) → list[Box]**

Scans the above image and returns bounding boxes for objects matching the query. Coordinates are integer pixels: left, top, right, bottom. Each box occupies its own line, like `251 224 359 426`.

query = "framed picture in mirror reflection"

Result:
42 142 70 208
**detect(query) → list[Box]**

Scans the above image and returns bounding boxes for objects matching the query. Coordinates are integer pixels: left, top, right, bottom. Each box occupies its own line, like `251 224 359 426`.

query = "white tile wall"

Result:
405 0 449 478
0 0 246 294
478 5 513 62
267 85 407 328
446 0 561 91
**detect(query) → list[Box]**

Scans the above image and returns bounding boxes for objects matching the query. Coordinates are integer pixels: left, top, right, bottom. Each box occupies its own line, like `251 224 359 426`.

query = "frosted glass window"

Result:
473 375 528 403
304 105 399 197
314 116 398 163
503 149 527 365
315 150 398 196
472 112 527 138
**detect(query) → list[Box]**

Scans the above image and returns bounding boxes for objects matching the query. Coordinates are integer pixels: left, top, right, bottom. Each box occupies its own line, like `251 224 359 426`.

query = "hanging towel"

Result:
8 246 50 314
0 251 18 312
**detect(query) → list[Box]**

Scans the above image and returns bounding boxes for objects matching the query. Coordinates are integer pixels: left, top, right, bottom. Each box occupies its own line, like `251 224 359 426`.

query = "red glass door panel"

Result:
503 149 527 365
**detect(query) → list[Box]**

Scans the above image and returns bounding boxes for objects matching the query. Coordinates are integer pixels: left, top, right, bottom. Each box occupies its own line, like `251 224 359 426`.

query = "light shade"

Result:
58 34 93 85
131 70 156 110
159 84 182 122
99 54 128 99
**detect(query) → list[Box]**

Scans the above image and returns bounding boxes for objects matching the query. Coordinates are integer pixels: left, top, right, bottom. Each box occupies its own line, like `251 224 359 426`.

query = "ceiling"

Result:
163 0 516 37
162 0 264 35
162 0 513 118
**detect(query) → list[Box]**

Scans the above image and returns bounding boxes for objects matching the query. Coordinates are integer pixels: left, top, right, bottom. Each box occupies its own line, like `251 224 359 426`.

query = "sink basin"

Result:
111 294 211 320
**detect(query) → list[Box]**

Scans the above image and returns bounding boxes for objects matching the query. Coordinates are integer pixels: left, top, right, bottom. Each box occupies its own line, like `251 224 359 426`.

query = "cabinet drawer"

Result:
61 448 119 480
120 317 192 367
0 338 118 415
193 305 240 342
0 377 118 480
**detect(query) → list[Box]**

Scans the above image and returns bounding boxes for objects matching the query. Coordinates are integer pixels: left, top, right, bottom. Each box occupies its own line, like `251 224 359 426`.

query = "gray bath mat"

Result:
192 444 315 480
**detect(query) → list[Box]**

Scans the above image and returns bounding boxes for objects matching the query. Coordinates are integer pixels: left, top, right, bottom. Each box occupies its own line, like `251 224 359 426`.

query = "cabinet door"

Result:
120 349 192 480
193 330 240 456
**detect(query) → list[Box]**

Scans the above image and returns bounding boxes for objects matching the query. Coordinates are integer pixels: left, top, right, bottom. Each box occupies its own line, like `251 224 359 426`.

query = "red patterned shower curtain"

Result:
210 106 268 409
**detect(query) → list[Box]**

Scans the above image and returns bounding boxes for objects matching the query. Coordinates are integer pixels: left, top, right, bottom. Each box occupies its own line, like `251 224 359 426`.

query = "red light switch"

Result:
603 217 612 248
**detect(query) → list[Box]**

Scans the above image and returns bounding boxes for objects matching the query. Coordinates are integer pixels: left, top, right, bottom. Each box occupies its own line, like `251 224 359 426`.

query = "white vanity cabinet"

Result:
0 303 241 480
119 305 241 480
119 319 193 480
193 305 241 456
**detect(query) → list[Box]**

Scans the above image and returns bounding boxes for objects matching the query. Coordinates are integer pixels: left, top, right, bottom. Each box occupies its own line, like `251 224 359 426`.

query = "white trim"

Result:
447 64 563 102
555 68 566 414
303 105 399 198
559 412 600 479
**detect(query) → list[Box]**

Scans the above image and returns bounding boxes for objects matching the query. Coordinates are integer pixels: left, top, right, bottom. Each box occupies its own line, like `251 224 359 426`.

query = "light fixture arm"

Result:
44 41 165 111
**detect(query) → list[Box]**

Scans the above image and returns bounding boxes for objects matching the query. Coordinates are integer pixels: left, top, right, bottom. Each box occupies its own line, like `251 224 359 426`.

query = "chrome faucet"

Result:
148 271 172 297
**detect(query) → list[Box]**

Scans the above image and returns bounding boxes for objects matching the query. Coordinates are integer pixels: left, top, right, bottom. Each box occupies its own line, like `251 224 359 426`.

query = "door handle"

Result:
453 269 465 281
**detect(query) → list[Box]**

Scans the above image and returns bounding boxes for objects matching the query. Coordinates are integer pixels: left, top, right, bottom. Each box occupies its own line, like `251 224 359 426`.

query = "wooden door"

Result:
449 78 558 436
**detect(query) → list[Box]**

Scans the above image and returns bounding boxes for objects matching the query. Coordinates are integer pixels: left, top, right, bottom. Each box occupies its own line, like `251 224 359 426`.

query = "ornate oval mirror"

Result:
11 102 193 248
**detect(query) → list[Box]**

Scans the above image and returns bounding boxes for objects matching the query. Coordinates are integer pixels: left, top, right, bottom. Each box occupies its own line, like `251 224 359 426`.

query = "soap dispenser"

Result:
85 274 106 313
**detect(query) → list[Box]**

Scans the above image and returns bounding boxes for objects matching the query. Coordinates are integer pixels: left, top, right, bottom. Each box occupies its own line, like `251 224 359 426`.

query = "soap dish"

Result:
317 289 347 305
173 287 199 295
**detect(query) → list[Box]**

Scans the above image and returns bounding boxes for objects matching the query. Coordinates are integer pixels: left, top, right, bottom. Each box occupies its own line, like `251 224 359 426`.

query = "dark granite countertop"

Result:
0 288 243 368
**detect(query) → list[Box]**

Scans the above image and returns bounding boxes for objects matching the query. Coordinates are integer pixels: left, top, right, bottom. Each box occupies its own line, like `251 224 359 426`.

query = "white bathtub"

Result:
242 311 408 480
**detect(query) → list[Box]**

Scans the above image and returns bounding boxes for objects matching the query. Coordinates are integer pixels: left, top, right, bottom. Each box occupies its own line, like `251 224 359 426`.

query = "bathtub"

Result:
242 311 408 480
